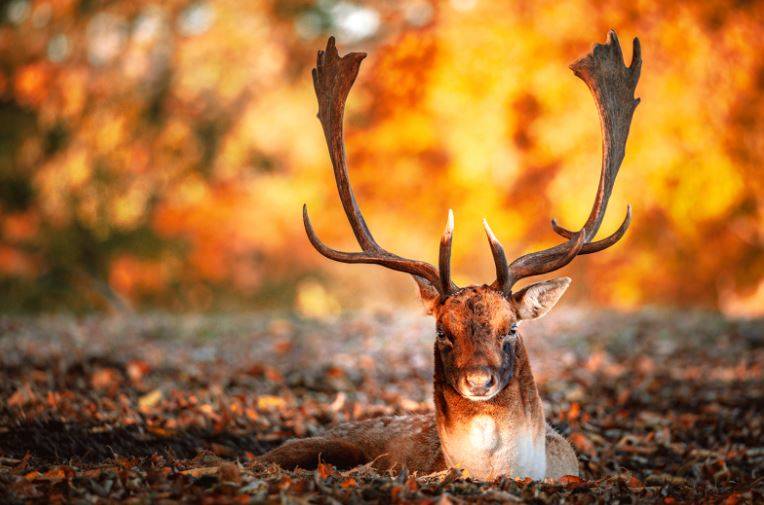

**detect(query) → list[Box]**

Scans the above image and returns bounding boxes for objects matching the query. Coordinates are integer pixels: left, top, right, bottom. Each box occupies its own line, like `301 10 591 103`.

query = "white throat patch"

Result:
440 415 546 480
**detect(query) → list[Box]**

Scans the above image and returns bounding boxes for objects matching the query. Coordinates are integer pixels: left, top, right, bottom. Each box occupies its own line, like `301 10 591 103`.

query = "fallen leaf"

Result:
138 389 163 412
724 493 742 505
180 466 220 478
24 470 41 481
569 432 596 456
127 360 151 382
91 367 120 391
559 474 585 488
8 385 35 407
42 467 71 481
257 395 286 410
626 475 643 489
340 477 357 488
317 462 335 480
11 452 31 474
219 462 241 484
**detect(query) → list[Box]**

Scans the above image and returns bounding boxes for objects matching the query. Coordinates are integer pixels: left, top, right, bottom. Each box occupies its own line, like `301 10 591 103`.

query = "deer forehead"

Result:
438 286 514 336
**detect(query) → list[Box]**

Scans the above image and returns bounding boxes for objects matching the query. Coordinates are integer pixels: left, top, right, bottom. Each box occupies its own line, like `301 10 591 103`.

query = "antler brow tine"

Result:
483 219 509 291
439 210 455 296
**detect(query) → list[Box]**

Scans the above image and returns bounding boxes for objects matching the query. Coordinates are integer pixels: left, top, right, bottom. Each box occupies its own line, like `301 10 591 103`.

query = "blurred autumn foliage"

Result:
0 0 762 313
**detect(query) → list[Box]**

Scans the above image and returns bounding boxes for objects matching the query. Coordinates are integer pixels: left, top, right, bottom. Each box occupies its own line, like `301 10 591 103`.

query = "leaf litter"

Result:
0 309 761 503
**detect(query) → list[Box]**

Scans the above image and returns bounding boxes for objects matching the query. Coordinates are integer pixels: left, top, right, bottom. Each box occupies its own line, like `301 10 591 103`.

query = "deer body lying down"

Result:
262 30 641 480
264 286 578 480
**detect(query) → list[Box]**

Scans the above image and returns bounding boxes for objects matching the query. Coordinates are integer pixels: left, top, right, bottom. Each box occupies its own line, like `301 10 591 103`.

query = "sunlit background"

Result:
0 0 761 315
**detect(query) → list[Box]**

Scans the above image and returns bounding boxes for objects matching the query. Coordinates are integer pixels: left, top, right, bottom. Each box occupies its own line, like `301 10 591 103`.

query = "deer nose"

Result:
464 368 496 395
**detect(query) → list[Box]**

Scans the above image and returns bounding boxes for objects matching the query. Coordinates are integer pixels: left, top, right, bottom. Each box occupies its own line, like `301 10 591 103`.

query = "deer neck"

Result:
433 337 547 480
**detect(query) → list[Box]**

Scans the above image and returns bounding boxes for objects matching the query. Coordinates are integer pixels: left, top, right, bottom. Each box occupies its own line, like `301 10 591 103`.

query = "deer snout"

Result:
461 367 498 399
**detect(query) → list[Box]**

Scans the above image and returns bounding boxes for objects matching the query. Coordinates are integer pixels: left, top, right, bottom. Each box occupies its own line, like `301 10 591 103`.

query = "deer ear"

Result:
414 276 441 315
511 277 571 320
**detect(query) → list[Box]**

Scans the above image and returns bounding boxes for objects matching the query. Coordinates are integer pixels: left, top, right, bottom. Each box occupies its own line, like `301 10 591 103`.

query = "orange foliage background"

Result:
0 0 762 314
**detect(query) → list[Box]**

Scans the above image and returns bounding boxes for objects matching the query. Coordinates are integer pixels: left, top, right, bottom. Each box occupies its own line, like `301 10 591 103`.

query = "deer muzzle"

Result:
460 366 499 400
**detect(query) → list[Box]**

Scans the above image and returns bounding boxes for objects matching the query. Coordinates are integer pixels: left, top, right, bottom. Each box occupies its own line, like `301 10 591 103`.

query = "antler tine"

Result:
305 37 447 294
552 205 631 254
492 30 640 294
550 30 640 245
483 219 509 290
439 210 455 296
304 206 445 285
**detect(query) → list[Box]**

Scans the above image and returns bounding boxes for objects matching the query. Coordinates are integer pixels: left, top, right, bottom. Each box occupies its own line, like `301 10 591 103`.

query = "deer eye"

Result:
501 323 519 340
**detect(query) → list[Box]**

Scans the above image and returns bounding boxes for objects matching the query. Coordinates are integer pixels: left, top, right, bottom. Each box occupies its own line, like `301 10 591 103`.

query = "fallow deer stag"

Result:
262 30 641 480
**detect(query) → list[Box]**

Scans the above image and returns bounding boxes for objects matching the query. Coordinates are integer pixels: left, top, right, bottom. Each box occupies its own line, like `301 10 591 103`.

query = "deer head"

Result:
305 32 641 401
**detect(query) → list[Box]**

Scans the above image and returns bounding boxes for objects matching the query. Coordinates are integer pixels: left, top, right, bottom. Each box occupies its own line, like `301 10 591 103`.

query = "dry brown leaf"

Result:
219 461 241 484
569 432 596 456
180 466 220 478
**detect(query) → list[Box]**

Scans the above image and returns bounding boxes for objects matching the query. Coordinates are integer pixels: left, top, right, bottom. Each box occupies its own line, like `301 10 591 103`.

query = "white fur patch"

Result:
468 416 499 451
440 417 546 480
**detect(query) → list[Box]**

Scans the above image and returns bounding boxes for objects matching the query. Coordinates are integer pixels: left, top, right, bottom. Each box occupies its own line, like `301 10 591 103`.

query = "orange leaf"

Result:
127 360 151 382
724 493 742 505
559 474 585 487
8 385 35 408
43 467 69 481
147 425 174 437
317 462 335 479
515 477 533 487
570 432 596 456
24 470 41 481
340 477 357 488
257 395 286 410
277 475 292 490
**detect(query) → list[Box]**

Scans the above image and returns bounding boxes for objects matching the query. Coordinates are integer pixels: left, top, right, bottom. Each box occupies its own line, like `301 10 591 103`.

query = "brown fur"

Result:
260 414 444 473
260 285 578 480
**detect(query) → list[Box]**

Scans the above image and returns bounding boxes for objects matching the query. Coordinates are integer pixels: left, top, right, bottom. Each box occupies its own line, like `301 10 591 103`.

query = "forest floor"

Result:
0 309 762 504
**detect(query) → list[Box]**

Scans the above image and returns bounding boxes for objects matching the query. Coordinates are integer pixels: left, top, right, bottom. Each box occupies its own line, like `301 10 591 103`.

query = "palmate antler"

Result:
304 31 640 298
302 37 455 295
486 30 641 294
